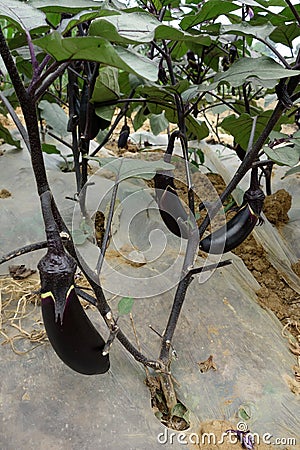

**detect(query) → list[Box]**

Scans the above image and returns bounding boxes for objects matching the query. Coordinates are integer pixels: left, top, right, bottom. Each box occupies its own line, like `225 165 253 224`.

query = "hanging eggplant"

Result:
38 190 110 375
41 287 110 375
200 167 265 254
154 131 191 239
154 171 190 239
80 80 108 140
117 122 130 149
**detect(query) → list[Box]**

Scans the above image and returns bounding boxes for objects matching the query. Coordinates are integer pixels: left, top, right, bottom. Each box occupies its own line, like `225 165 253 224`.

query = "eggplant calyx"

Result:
38 190 77 324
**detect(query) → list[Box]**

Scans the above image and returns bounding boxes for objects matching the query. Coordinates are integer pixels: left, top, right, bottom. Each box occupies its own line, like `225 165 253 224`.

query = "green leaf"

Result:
92 67 120 103
89 10 212 45
94 105 115 122
133 105 149 131
279 3 300 21
214 56 300 87
264 145 300 167
118 296 134 316
0 122 21 149
171 402 188 419
186 116 209 141
34 33 158 81
270 23 300 48
59 9 120 35
38 100 69 138
221 112 281 150
28 0 102 13
283 165 300 178
149 112 169 136
41 143 61 154
0 0 48 32
220 22 275 41
181 0 240 31
185 57 300 97
89 11 159 44
162 104 209 140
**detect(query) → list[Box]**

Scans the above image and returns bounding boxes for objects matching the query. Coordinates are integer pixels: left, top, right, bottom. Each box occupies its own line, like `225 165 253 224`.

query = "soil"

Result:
0 188 12 198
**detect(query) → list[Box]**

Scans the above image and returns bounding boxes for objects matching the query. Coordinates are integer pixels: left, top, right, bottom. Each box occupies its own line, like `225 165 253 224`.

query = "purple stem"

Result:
25 30 39 85
38 54 52 76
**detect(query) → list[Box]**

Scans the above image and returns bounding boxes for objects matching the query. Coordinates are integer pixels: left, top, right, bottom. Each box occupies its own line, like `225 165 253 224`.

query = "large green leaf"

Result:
34 33 158 81
266 130 300 167
270 23 300 48
91 67 120 103
181 0 240 31
132 105 150 131
59 9 120 35
253 0 285 6
186 115 209 141
214 56 300 87
0 0 48 32
89 11 159 44
38 100 69 138
264 145 300 167
221 111 282 150
184 57 300 98
89 10 211 45
28 0 102 13
279 3 300 21
220 22 276 40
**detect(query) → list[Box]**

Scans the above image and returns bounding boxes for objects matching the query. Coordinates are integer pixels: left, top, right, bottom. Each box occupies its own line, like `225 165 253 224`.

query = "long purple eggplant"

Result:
154 171 190 239
41 286 110 375
199 203 258 254
200 167 265 254
38 191 109 375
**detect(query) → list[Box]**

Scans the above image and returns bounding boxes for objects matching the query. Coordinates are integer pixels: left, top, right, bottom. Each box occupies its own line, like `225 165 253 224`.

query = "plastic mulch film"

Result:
1 143 299 449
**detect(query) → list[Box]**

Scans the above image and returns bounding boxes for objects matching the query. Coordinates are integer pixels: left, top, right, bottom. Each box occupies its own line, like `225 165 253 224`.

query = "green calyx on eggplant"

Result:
41 286 110 375
38 191 110 374
200 167 265 254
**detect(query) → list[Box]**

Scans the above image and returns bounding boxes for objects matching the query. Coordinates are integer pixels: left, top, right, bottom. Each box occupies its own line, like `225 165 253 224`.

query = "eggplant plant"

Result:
1 0 300 425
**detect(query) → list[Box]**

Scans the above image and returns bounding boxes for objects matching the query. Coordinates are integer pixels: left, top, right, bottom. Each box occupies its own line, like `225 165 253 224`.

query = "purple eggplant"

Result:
199 203 258 254
38 191 109 375
200 166 265 254
41 287 110 375
154 171 190 239
118 123 130 148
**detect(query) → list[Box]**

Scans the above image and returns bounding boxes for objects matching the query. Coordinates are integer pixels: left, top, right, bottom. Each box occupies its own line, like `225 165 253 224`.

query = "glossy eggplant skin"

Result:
117 124 130 148
41 286 110 375
199 204 258 254
154 171 190 239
